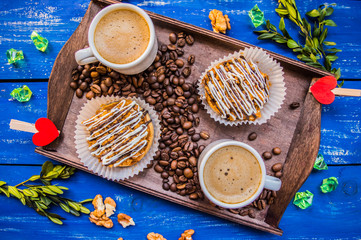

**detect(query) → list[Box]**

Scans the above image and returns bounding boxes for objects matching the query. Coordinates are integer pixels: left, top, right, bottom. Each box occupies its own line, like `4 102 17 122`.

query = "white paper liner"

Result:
74 96 160 181
197 47 286 126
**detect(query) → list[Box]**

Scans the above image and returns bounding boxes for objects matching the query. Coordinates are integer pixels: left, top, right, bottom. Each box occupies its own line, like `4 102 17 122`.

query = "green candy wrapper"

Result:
6 48 24 64
31 31 48 52
248 4 265 28
314 153 328 170
293 190 313 209
10 85 32 102
320 177 338 193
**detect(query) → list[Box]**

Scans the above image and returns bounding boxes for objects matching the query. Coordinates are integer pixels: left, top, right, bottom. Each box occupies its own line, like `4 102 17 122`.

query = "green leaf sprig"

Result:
0 161 92 225
254 0 341 80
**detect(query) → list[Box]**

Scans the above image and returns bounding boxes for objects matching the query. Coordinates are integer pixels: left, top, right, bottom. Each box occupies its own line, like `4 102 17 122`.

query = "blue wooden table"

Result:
1 0 361 239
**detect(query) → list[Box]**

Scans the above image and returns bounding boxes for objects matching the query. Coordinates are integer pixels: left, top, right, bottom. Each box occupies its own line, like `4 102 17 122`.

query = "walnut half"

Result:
147 232 167 240
117 213 135 228
209 9 231 34
104 197 117 217
178 229 195 240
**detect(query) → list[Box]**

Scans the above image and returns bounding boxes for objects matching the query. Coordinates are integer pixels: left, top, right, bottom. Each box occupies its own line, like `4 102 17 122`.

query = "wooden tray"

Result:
35 0 328 235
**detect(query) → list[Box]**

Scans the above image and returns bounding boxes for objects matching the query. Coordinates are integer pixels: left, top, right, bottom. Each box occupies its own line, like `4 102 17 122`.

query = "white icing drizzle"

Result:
204 57 269 120
82 99 151 167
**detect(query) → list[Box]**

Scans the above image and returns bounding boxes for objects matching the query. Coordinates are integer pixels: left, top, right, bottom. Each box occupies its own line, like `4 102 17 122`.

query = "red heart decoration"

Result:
310 76 337 105
32 118 59 146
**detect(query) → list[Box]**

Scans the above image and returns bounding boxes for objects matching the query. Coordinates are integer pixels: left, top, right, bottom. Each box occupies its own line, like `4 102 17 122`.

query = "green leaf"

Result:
41 161 54 177
57 186 69 191
59 202 70 213
306 61 325 69
335 68 341 80
257 33 276 40
79 198 93 204
285 2 297 19
8 186 22 199
0 188 10 197
313 38 320 49
325 58 332 71
47 186 63 195
40 195 52 206
269 24 277 32
319 8 327 21
324 41 336 46
266 20 270 29
303 18 311 33
22 189 34 197
327 55 339 62
313 27 320 38
20 197 26 205
326 7 334 16
29 175 40 182
68 201 81 211
337 79 344 87
279 17 285 31
42 187 57 195
319 28 328 44
275 38 288 44
0 181 6 187
80 206 90 214
68 207 81 217
293 47 303 53
254 30 269 34
287 39 299 48
324 19 337 27
48 216 63 225
275 8 289 15
30 189 38 197
326 48 342 53
306 9 320 17
310 53 317 62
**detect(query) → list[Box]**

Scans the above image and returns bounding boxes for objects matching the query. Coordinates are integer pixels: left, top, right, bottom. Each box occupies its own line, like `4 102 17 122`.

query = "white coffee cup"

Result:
75 3 158 75
198 139 282 209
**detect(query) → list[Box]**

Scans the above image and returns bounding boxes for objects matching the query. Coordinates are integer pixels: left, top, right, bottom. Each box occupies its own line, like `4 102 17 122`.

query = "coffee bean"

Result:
86 91 94 100
179 175 187 182
177 161 186 169
161 171 169 179
169 32 177 44
170 183 177 192
184 168 193 178
262 151 272 160
185 35 194 45
272 147 282 155
175 86 184 96
159 160 169 167
167 44 177 51
191 134 200 142
178 38 186 47
146 96 156 105
239 209 249 216
90 71 99 78
182 121 193 130
182 67 191 78
199 145 205 153
290 102 300 109
268 197 274 205
183 141 193 152
160 44 168 52
162 183 170 191
275 171 283 178
200 131 210 140
189 193 198 200
191 103 199 113
187 55 195 65
75 88 83 98
100 83 108 93
248 132 257 141
176 48 184 56
154 164 164 173
96 66 107 75
70 81 78 90
188 156 197 167
272 163 283 172
248 209 256 218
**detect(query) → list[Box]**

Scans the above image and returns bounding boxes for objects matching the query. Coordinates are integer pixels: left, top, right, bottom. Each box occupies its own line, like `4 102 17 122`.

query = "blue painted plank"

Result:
0 82 49 164
0 165 359 239
1 81 361 165
1 0 361 79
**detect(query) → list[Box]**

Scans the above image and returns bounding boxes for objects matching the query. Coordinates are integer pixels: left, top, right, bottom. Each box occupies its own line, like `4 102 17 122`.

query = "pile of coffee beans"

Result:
70 31 209 201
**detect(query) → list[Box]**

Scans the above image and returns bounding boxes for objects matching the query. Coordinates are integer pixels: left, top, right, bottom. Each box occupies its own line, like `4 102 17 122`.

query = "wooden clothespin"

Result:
10 118 60 146
309 76 361 104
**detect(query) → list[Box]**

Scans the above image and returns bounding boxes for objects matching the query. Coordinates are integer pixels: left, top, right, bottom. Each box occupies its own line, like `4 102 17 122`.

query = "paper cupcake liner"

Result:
74 96 160 181
197 47 286 126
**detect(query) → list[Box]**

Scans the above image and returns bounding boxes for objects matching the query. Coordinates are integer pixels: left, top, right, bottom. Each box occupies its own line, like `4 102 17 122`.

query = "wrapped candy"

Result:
10 85 32 102
6 48 24 64
314 153 328 170
320 177 338 193
293 190 313 209
31 31 49 52
248 4 265 28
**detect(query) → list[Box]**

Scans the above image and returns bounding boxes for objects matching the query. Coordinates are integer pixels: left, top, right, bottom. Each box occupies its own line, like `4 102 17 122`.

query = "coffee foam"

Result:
94 9 150 64
203 145 262 204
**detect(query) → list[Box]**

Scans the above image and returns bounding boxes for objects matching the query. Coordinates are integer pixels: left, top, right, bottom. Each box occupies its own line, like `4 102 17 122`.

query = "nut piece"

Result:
147 232 167 240
117 213 135 228
104 197 116 217
89 212 113 228
92 194 105 218
209 9 231 34
178 229 195 240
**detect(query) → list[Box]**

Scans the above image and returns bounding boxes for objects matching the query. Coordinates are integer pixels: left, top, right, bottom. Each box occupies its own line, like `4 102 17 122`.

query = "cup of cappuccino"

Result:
198 140 282 209
75 3 157 75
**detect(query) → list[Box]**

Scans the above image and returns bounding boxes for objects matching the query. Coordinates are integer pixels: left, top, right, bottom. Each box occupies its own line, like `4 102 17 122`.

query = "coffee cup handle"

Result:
75 47 98 65
264 175 282 191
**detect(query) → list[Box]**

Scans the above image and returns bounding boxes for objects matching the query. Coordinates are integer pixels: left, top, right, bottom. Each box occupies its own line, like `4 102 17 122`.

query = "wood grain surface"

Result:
35 0 328 235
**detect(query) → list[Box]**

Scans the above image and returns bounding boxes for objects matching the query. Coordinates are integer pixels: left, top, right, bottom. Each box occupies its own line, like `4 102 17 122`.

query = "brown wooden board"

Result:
36 0 327 235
